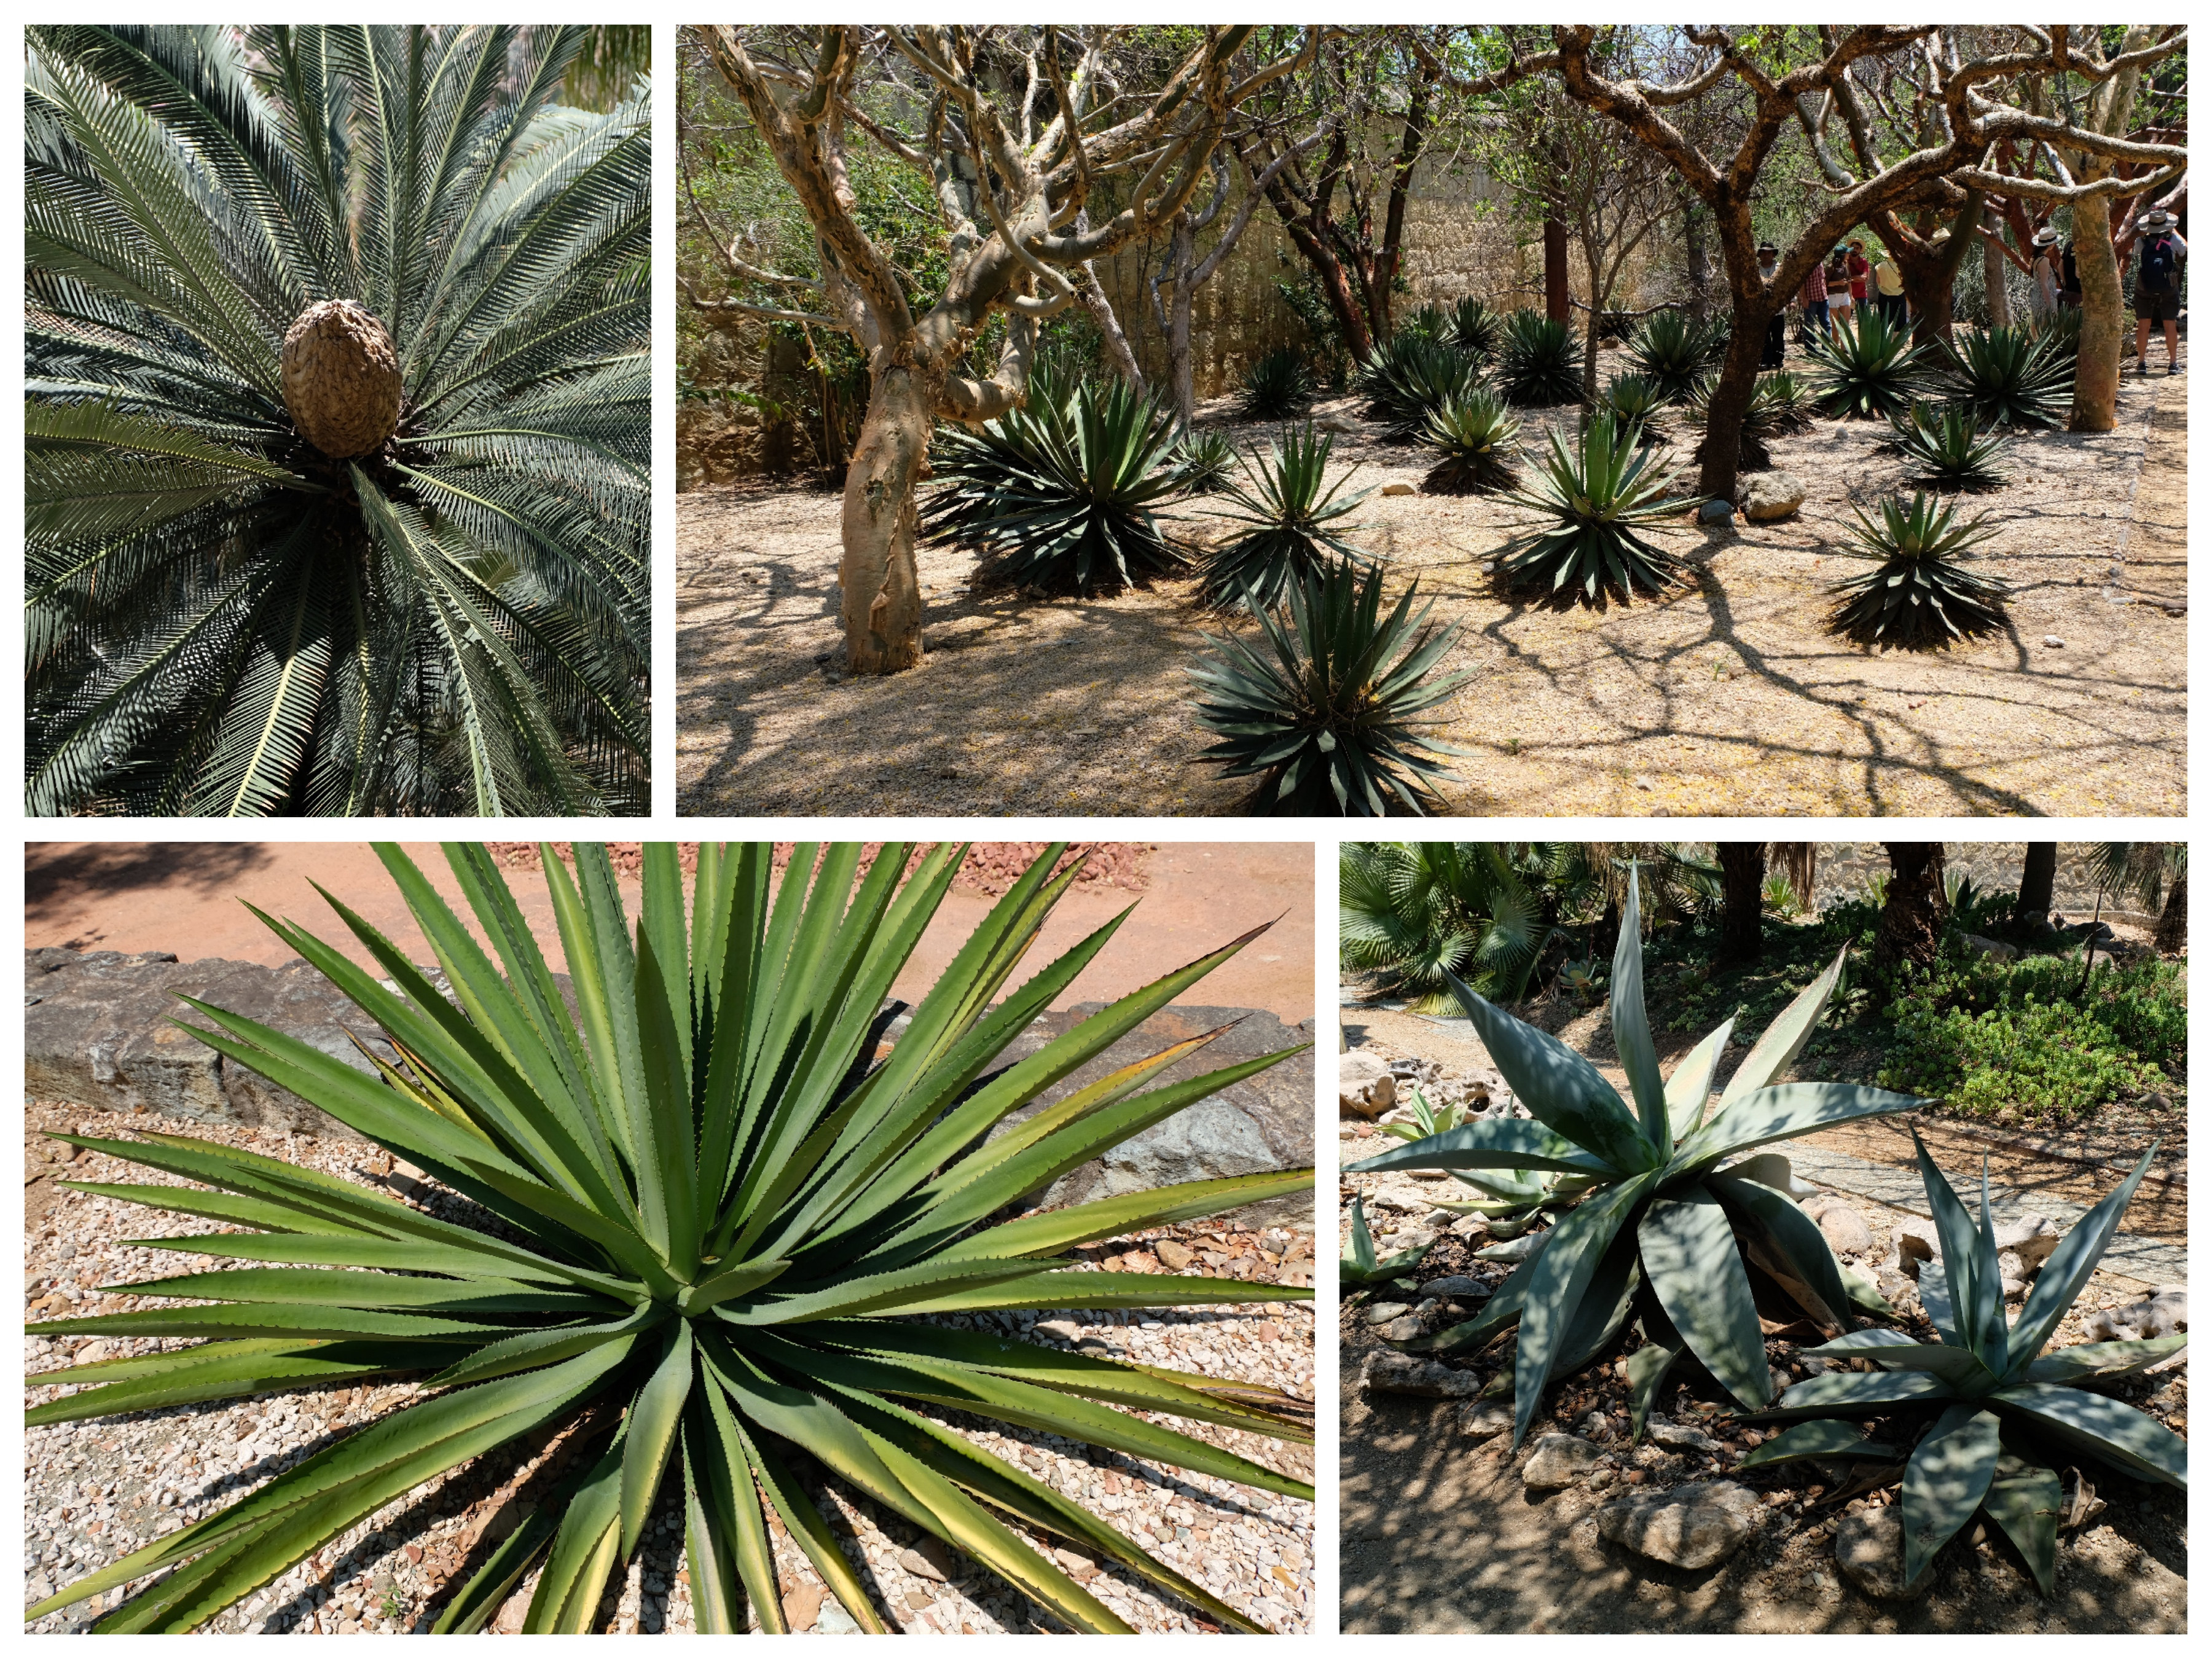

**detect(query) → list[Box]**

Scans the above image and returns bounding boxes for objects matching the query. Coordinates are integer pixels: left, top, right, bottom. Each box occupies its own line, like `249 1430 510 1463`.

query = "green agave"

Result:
1443 298 1504 363
1828 492 2008 649
1419 386 1521 495
1625 310 1726 402
1348 868 1923 1446
1353 335 1477 443
1889 401 2011 492
1198 424 1375 610
1236 348 1317 423
1743 1131 2186 1595
1500 412 1687 603
1171 428 1238 495
1937 325 2069 431
1494 311 1583 407
1598 373 1668 443
1806 309 1933 420
25 842 1316 1633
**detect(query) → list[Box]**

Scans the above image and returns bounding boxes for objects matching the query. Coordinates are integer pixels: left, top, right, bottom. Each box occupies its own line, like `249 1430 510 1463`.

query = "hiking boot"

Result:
2169 360 2181 375
2135 358 2150 376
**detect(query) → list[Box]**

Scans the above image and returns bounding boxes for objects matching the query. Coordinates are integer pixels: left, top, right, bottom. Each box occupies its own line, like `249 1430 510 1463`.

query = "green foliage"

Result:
1443 298 1504 363
922 370 1185 596
1598 374 1668 443
1889 402 2012 492
1937 326 2069 430
1746 1134 2185 1596
1626 310 1728 402
1806 310 1934 420
1199 425 1375 610
1169 428 1237 495
25 843 1316 1634
1827 493 2008 649
1501 412 1688 603
1754 371 1817 434
1237 347 1317 422
1342 1194 1435 1285
1495 311 1584 406
1190 560 1471 816
1350 869 1923 1446
1397 303 1453 342
1419 387 1522 495
1339 841 1571 1013
1685 376 1776 473
1354 334 1478 442
26 25 650 816
1274 274 1350 389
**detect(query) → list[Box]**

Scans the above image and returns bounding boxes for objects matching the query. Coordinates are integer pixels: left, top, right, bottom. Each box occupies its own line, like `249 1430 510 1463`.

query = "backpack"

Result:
2139 234 2179 292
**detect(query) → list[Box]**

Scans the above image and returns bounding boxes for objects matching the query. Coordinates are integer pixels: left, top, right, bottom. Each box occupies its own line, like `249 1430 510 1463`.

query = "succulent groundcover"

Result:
26 842 1315 1632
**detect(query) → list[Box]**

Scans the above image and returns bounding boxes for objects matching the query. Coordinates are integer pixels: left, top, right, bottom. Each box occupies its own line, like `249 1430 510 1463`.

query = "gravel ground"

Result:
23 1102 1314 1635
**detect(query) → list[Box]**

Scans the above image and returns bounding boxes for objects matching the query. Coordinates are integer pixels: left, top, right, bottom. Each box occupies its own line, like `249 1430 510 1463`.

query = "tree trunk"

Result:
1683 201 1712 321
2071 213 2125 431
1717 843 1767 963
1545 219 1570 323
2153 869 2186 953
1374 74 1433 342
839 358 931 673
1982 216 2012 329
2015 842 2057 929
1076 261 1143 390
1875 843 1950 968
1696 312 1770 501
1168 217 1199 423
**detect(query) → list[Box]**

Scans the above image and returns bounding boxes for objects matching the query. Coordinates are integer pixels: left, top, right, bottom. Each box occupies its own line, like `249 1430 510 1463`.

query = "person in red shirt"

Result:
1798 259 1829 342
1846 238 1872 313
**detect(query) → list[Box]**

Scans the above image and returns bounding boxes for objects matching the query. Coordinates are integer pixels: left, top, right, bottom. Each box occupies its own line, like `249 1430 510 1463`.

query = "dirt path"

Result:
677 353 2182 818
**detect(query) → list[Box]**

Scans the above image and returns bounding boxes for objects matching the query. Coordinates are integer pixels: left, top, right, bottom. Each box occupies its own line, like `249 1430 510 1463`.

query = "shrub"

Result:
924 369 1185 595
1419 387 1522 495
1889 401 2012 492
1237 347 1317 422
1495 311 1584 406
1339 841 1567 1013
1354 334 1477 441
1827 492 2007 649
1501 412 1688 603
1626 310 1727 401
1443 298 1504 363
1189 560 1471 815
1171 428 1237 494
1880 997 2173 1121
23 842 1316 1633
1198 424 1374 609
1937 326 2069 429
1806 310 1934 420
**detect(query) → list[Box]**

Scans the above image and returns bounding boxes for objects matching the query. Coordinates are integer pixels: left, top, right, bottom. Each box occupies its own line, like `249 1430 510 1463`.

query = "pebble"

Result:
1364 1302 1413 1324
2044 635 2065 648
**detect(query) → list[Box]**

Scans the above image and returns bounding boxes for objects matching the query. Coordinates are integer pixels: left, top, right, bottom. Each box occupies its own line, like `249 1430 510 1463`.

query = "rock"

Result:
1154 1239 1196 1271
1034 1319 1083 1343
1362 1351 1483 1398
1834 1507 1912 1599
2085 1285 2187 1341
814 1599 860 1634
1339 1052 1398 1119
1384 1228 1437 1256
1647 1420 1721 1454
1418 1275 1493 1303
1696 498 1735 527
780 1585 825 1630
1384 1316 1424 1342
1579 1410 1615 1441
900 1539 954 1582
1380 481 1417 497
1316 414 1362 434
1363 1302 1413 1325
1460 1402 1515 1441
1958 932 2020 962
1893 1220 1939 1277
2043 635 2065 649
1993 1215 2060 1271
1813 1202 1875 1257
1737 471 1805 521
75 1340 112 1365
1523 1434 1604 1489
1598 1481 1764 1570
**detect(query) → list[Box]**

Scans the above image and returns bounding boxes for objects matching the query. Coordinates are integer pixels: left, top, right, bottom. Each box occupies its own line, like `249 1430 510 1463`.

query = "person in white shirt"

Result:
2130 209 2187 375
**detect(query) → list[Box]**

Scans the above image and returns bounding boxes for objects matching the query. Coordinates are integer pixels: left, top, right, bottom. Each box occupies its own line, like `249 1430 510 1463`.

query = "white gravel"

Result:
23 1102 1314 1634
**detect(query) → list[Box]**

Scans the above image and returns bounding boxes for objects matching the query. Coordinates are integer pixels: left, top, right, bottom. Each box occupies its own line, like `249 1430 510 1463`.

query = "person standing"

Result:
2058 236 2082 310
2028 226 2062 324
1826 249 1854 335
1873 245 1906 327
2131 208 2187 374
1846 238 1872 321
1798 254 1829 343
1758 243 1786 367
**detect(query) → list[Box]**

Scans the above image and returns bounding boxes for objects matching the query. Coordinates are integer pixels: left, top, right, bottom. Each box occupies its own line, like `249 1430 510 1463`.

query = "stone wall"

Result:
1807 844 2163 927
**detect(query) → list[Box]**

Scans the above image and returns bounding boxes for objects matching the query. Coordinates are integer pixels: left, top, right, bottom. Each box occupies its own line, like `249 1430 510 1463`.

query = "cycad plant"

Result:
1501 412 1687 603
1937 326 2070 430
25 25 651 817
25 842 1315 1634
1190 560 1471 816
923 371 1185 595
1419 388 1521 495
1443 298 1504 363
1806 310 1933 420
1349 869 1921 1446
1353 335 1477 442
1626 310 1726 402
1494 312 1583 406
1198 425 1375 610
1889 402 2012 492
1828 492 2009 649
1598 374 1668 444
1236 348 1316 422
1338 840 1569 1013
1743 1132 2186 1595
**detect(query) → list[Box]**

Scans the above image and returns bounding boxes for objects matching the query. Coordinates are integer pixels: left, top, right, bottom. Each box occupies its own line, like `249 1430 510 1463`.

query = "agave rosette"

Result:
1742 1131 2187 1595
1500 412 1687 603
26 842 1316 1633
1198 424 1375 610
1349 869 1923 1445
1827 492 2009 649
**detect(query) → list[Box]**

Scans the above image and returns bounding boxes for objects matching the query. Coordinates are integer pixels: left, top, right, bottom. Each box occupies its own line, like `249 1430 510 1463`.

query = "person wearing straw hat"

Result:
1872 243 1905 327
2130 208 2186 375
2029 225 2062 323
1757 243 1786 367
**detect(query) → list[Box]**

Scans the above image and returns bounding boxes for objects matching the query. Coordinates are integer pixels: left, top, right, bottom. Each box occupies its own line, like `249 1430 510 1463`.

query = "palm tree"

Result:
26 25 649 815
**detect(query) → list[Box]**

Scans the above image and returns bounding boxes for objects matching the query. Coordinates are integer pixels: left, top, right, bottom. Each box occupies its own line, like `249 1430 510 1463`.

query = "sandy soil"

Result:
25 841 1314 1024
676 345 2184 818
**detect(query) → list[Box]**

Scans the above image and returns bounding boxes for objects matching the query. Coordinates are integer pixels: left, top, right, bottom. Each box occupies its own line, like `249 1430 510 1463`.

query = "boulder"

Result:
1812 1201 1875 1257
1384 1316 1424 1341
1696 498 1735 527
1523 1434 1604 1489
1737 471 1806 522
1598 1481 1763 1571
1339 1051 1398 1119
1418 1275 1493 1303
1363 1351 1483 1398
1959 933 2020 962
1993 1215 2061 1271
2085 1286 2187 1341
1893 1220 1939 1277
1834 1507 1912 1600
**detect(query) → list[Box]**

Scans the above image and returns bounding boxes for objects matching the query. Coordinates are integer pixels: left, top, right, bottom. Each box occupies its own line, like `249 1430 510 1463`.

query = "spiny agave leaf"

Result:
1674 1081 1924 1172
1437 965 1654 1174
1638 1188 1771 1411
2022 1335 2189 1386
1802 1329 1997 1391
1735 1418 1898 1472
1663 1017 1733 1142
1908 1129 2005 1374
1345 1193 1379 1278
1610 868 1671 1148
1986 1382 2189 1488
1902 1403 2001 1590
867 1268 1311 1317
525 1434 627 1632
1982 1453 2061 1597
945 1169 1316 1261
25 1341 451 1427
1622 1333 1682 1440
619 1319 694 1558
1512 1172 1660 1445
1549 1226 1641 1379
2006 1143 2159 1379
1345 1116 1615 1177
1746 1368 1955 1422
1707 1171 1852 1332
1717 947 1846 1108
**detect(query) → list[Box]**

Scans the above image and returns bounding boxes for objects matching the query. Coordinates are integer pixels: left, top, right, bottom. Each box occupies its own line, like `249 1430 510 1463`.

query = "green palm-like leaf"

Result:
26 844 1315 1633
25 25 648 815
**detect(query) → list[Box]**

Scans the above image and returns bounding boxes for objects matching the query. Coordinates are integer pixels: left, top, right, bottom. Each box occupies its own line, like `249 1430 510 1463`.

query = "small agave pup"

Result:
26 844 1316 1633
1348 869 1924 1446
1742 1131 2186 1595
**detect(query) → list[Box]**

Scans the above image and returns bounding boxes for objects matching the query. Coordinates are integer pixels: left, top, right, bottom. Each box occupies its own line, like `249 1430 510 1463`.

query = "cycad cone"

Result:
281 299 401 458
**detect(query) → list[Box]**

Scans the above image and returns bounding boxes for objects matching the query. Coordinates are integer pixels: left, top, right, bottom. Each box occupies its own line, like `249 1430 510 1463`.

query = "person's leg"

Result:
2136 315 2152 369
2165 316 2181 367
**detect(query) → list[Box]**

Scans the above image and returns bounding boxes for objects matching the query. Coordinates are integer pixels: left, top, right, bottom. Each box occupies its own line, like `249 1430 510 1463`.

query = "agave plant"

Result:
1684 377 1776 472
1396 303 1452 342
1419 388 1522 495
24 842 1316 1634
1494 311 1583 407
1889 401 2012 492
1626 310 1726 402
1352 335 1477 442
1828 492 2009 649
1743 1132 2186 1595
25 25 651 816
1169 428 1237 495
1754 371 1816 434
1236 347 1317 422
1349 869 1923 1445
1197 425 1375 610
1501 412 1688 603
1806 310 1934 420
1443 298 1504 363
1598 374 1668 444
1190 560 1471 816
924 371 1185 595
1936 326 2070 430
1341 1196 1436 1287
2030 304 2084 373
